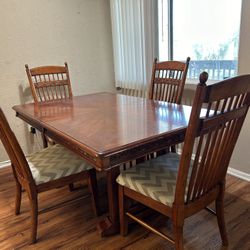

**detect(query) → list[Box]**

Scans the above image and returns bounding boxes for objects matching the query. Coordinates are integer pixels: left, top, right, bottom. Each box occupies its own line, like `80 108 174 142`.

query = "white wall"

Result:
230 0 250 175
0 0 115 161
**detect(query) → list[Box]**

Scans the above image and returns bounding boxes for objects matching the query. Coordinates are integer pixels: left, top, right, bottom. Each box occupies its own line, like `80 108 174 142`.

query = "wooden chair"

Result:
0 108 99 243
25 62 73 103
148 57 190 104
148 57 190 154
25 62 73 148
117 72 250 249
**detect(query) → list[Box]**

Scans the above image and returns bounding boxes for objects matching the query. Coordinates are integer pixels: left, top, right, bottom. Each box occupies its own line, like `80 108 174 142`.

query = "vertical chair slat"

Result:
227 96 234 111
195 130 214 198
186 133 204 202
191 131 212 200
233 95 240 109
204 125 224 191
148 57 190 104
202 125 223 193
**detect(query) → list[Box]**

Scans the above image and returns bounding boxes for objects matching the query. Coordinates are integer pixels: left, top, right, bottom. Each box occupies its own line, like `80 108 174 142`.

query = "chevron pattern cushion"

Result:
116 153 181 206
27 144 93 185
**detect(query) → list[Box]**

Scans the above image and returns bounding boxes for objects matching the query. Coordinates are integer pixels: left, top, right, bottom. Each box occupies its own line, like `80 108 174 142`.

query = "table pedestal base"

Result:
97 216 119 237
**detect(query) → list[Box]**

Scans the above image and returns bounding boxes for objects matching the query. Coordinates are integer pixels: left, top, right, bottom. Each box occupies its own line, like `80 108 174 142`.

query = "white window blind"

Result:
110 0 157 96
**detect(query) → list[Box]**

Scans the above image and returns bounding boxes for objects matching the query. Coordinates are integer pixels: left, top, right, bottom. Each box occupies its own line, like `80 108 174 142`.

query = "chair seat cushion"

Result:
116 153 181 206
27 144 93 185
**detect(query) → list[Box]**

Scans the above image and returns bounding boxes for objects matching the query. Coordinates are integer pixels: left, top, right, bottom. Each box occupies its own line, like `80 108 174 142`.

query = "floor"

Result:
0 166 249 250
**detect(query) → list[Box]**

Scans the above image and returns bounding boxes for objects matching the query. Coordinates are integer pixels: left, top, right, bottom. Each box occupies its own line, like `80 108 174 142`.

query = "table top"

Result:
13 93 192 169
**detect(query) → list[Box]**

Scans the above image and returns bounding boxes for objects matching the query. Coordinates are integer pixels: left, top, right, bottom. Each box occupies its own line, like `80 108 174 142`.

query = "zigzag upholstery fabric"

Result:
27 144 93 185
116 153 182 206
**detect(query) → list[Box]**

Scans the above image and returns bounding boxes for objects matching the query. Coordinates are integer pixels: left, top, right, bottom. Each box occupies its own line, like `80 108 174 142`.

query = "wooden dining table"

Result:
13 92 192 236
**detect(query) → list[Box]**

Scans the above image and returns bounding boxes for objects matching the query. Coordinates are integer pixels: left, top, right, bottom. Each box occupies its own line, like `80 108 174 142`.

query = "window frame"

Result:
159 0 241 81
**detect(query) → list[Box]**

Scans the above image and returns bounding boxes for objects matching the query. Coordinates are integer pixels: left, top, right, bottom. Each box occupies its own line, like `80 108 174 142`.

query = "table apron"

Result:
104 131 186 168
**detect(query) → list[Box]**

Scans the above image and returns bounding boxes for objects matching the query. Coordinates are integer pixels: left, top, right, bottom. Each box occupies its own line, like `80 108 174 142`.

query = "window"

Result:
158 0 242 80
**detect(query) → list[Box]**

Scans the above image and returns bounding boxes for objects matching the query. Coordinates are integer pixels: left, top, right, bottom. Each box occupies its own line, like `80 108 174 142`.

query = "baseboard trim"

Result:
0 160 249 181
0 160 11 169
177 149 250 182
227 167 250 182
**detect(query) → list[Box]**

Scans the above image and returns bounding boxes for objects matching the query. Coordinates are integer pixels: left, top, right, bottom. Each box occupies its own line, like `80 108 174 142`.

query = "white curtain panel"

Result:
110 0 157 96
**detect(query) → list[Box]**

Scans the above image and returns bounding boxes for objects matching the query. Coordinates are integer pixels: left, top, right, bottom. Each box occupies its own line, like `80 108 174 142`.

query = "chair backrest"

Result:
175 72 250 205
0 108 35 188
148 57 190 104
25 62 73 103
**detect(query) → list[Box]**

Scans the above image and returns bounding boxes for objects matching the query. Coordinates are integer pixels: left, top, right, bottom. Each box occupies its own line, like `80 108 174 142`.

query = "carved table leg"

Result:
97 166 120 236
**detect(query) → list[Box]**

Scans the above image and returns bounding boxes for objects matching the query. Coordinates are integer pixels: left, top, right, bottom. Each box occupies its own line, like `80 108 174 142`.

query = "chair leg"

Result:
41 131 48 148
29 196 38 244
88 169 100 216
15 181 22 215
69 183 75 191
119 185 128 236
216 184 228 246
173 222 184 250
170 145 176 153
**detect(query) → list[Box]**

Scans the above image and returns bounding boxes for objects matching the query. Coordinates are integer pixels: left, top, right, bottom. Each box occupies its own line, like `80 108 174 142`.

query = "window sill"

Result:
185 78 219 88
